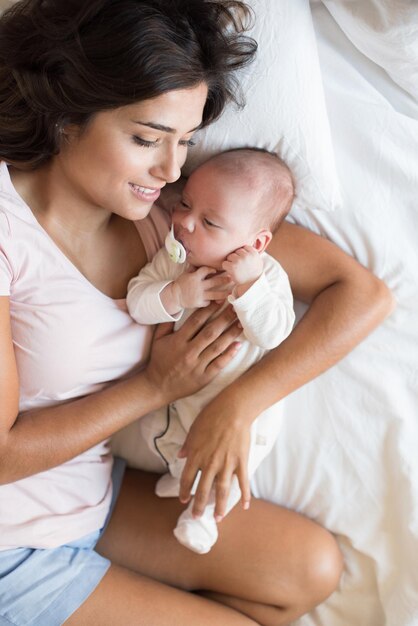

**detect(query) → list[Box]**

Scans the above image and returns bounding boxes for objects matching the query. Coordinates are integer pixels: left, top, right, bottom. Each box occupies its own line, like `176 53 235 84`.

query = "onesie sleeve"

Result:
126 247 184 324
228 253 295 350
0 210 14 296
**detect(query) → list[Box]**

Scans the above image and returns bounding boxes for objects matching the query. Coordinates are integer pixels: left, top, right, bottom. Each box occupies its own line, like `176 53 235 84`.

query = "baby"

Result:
127 148 296 554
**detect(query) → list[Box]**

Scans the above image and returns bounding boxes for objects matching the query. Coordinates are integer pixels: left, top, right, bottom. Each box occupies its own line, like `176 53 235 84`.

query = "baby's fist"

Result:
222 245 263 287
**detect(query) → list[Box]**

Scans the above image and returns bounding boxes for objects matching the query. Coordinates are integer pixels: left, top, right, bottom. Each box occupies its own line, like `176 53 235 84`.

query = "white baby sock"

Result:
155 473 181 498
174 503 219 555
173 479 242 554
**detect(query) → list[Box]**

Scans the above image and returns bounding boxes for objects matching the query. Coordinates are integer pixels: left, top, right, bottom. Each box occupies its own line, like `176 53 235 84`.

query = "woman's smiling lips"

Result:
128 182 162 202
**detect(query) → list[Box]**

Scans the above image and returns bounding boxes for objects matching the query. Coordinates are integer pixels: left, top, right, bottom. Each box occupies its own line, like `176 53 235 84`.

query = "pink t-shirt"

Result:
0 161 169 550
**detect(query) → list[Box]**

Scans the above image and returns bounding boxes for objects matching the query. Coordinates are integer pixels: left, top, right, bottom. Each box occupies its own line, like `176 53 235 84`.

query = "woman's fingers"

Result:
213 462 250 521
214 470 234 521
204 337 242 377
190 467 218 518
152 321 174 340
179 457 199 505
180 305 240 360
180 463 249 521
177 302 226 341
200 318 241 361
237 462 251 511
147 306 242 403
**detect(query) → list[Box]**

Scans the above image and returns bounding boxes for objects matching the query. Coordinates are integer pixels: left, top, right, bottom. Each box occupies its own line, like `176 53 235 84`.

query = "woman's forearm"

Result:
0 303 242 484
216 257 395 422
175 223 395 514
0 369 164 485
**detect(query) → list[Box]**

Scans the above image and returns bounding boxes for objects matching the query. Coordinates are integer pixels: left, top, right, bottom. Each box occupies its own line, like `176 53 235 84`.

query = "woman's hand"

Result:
144 303 242 405
177 394 252 521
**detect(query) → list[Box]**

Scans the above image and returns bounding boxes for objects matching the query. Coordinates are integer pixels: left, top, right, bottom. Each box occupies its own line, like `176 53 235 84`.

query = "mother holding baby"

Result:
0 1 393 625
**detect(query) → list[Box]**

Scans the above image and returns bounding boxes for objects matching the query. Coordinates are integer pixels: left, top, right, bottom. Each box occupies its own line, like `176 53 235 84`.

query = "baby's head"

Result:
172 147 295 269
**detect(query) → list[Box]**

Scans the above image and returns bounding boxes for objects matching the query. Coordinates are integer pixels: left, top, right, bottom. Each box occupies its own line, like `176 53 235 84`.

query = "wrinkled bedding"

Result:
252 4 418 625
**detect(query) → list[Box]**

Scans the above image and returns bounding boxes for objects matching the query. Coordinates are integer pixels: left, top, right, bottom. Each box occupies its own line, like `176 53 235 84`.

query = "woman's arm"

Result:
228 221 395 411
0 298 241 484
178 221 395 517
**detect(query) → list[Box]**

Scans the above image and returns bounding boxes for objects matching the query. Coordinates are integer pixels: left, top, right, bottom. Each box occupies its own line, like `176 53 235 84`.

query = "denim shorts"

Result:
0 457 126 626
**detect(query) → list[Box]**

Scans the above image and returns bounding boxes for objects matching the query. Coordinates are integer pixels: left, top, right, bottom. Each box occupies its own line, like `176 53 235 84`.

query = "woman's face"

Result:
57 83 208 220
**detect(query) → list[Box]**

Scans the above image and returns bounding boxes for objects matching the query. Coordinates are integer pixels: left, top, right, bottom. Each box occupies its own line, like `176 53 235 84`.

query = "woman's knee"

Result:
298 525 343 609
266 523 343 623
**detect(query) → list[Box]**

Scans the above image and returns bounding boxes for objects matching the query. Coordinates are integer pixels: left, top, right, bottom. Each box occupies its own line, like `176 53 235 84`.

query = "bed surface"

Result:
252 4 418 626
2 1 415 623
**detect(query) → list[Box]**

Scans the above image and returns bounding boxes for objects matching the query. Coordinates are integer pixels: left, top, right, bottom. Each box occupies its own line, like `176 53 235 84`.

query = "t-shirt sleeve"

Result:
227 254 295 350
0 210 13 296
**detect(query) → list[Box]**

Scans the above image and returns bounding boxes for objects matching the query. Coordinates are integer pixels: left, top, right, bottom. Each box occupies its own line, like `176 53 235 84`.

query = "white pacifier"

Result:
165 225 187 264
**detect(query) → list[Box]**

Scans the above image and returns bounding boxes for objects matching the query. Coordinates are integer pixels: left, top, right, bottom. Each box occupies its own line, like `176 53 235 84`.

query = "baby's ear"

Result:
252 229 272 253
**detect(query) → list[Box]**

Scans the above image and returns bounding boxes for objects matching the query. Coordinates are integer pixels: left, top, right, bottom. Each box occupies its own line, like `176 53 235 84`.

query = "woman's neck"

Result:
9 159 113 239
8 160 147 299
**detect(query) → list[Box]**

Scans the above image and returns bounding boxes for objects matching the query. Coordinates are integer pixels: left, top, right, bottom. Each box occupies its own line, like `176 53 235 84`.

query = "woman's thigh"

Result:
96 469 343 609
65 563 258 626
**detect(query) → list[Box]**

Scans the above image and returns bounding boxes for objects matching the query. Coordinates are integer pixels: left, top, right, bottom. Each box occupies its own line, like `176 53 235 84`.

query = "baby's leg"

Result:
155 457 185 498
174 477 242 555
154 406 189 497
173 421 279 554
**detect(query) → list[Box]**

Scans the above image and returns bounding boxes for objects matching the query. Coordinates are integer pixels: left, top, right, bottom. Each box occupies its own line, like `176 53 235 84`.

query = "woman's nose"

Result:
150 146 182 184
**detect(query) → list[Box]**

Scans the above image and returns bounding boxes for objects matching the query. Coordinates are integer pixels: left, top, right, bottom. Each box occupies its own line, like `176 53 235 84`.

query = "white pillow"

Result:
321 0 418 103
183 0 341 212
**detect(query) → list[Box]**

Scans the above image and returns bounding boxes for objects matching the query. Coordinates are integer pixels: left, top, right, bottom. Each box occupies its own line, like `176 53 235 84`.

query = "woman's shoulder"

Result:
0 161 33 226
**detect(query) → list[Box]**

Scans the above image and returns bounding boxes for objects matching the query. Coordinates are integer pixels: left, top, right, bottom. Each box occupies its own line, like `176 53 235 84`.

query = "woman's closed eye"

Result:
132 136 196 149
132 135 158 148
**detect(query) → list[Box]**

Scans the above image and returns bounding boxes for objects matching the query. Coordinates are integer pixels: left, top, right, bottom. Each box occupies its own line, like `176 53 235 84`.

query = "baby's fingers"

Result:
221 260 235 275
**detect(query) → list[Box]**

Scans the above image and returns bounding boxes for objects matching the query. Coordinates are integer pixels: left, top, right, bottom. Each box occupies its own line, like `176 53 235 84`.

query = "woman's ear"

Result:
252 229 273 253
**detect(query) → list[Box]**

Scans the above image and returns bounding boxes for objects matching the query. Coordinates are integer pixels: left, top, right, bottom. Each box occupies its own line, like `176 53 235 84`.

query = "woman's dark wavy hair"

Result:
0 0 256 168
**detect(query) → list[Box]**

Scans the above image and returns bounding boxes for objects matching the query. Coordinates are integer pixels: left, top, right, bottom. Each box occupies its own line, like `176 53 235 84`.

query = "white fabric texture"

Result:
321 0 418 102
252 4 418 626
183 0 342 212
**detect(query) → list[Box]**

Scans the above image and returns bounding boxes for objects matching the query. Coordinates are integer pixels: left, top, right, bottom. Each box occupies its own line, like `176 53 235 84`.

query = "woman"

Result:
0 1 393 625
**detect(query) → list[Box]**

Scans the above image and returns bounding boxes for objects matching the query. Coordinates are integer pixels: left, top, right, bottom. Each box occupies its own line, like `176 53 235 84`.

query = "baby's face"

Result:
171 163 261 270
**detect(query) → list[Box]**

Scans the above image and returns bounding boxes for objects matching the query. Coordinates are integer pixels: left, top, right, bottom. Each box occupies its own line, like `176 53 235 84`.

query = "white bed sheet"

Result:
252 4 418 626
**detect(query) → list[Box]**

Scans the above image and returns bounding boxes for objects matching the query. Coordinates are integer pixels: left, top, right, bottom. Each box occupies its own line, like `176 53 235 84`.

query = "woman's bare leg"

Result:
71 469 342 626
65 564 258 625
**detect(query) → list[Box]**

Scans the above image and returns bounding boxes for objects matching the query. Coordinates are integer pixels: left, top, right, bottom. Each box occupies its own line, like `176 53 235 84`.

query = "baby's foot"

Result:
155 473 180 498
173 517 218 555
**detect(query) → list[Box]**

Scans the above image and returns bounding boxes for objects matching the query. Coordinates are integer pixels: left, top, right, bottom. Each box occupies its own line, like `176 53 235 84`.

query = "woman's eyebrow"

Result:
132 120 200 134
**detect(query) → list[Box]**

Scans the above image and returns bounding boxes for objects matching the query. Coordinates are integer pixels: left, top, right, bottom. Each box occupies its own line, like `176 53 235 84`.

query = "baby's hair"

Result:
0 0 257 169
206 147 295 232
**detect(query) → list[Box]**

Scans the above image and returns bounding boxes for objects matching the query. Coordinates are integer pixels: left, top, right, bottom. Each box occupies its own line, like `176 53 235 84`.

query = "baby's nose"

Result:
181 214 195 233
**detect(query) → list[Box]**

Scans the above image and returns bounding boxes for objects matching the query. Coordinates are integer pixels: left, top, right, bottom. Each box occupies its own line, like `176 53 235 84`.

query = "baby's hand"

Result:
175 267 230 309
222 246 263 293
